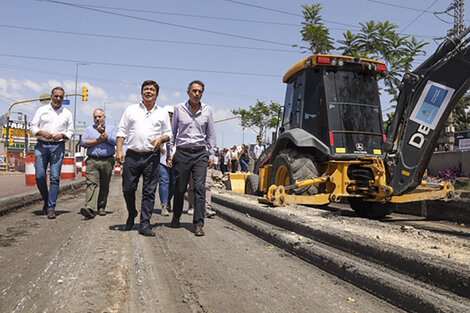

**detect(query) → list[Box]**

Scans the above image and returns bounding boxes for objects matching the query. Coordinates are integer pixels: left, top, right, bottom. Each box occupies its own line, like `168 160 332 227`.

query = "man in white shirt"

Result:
254 139 265 161
30 86 74 219
116 80 171 237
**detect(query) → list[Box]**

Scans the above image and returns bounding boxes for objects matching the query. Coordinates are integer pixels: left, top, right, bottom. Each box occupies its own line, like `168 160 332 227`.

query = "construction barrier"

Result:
60 157 75 180
25 153 36 186
114 163 121 175
82 160 86 177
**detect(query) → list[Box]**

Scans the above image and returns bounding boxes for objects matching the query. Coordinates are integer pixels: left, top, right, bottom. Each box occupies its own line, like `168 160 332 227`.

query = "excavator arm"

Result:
384 27 470 196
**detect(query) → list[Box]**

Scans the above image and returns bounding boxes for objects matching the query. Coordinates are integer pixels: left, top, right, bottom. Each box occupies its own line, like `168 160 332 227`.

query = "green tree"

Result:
298 3 428 128
297 4 334 54
337 20 427 101
453 93 470 131
232 100 281 141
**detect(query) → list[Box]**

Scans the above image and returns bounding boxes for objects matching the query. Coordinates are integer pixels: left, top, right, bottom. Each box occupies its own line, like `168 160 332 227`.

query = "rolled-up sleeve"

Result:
30 109 41 136
81 126 92 147
117 109 129 138
107 126 118 145
64 111 74 139
206 107 217 156
161 112 172 141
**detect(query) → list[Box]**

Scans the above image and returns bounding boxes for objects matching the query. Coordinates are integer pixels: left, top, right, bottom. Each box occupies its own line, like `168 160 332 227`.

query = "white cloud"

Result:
23 80 43 93
158 93 168 102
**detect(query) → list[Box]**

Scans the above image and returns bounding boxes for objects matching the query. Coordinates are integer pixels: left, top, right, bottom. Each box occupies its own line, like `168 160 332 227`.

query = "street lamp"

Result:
73 62 89 156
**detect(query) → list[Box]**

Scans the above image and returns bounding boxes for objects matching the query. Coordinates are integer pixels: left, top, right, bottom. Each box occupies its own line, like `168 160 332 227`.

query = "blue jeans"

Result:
158 164 175 208
34 141 65 211
240 159 249 172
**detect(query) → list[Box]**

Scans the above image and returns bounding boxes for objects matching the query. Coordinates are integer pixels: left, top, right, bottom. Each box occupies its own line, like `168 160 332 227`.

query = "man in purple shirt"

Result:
169 80 216 236
79 108 117 219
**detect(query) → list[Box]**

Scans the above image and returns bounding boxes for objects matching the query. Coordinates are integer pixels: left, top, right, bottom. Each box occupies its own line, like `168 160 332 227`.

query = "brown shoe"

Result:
98 209 106 216
47 210 56 219
194 225 204 236
170 216 180 228
80 208 95 219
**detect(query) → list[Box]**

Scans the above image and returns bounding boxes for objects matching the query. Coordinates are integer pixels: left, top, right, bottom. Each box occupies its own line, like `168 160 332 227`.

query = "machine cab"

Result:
281 54 387 160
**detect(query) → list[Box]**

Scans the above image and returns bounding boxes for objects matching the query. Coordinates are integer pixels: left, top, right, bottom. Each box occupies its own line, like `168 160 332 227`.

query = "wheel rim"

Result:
275 165 290 186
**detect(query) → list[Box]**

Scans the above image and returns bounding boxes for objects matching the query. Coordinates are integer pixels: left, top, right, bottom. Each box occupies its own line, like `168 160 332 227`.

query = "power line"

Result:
223 0 301 17
70 3 358 32
0 63 283 102
400 0 440 33
0 53 280 77
223 0 361 29
64 3 300 27
37 0 293 47
366 0 435 13
0 24 298 53
368 0 470 23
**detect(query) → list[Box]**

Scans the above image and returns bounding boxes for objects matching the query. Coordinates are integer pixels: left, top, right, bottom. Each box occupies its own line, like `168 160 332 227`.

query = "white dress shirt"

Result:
117 102 172 153
30 104 74 141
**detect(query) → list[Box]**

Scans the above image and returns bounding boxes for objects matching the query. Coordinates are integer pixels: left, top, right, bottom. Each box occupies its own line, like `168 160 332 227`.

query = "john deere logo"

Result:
355 143 364 151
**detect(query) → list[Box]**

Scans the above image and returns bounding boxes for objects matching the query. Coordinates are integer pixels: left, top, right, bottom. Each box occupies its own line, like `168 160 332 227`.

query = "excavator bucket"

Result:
228 173 250 194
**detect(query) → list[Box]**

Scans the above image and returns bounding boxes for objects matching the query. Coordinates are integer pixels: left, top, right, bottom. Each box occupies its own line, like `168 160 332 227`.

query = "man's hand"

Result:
167 155 173 168
151 137 163 153
99 132 109 141
97 123 106 134
160 146 166 154
52 133 64 141
38 130 53 139
116 150 125 164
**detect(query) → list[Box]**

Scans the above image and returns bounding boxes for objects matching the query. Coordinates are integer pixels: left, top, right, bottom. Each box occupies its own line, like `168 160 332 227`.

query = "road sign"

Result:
74 126 86 136
62 99 70 105
3 128 33 137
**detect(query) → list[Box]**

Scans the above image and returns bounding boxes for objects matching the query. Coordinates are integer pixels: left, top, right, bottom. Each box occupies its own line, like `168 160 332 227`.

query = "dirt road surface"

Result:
0 176 402 313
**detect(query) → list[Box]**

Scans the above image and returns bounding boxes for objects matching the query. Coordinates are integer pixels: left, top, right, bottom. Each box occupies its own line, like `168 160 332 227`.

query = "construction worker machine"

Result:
238 27 470 218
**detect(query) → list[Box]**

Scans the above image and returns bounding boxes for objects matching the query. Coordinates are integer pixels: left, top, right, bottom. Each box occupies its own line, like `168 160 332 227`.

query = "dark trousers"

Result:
231 159 238 173
172 149 209 226
122 150 159 229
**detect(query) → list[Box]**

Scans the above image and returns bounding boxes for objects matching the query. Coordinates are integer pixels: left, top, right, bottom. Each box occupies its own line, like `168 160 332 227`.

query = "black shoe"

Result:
170 216 180 228
42 202 48 215
80 208 95 219
125 210 137 231
138 227 156 237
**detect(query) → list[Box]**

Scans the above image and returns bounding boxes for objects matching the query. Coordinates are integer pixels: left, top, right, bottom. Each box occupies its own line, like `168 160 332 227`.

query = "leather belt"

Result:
128 149 153 156
87 155 114 160
38 140 62 145
176 146 206 153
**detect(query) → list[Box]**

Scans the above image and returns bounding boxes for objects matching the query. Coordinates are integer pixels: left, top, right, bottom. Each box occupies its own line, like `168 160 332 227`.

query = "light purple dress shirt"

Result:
170 101 216 156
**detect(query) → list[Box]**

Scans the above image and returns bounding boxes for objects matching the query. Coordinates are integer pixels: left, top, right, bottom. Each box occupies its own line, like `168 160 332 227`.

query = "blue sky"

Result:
0 0 468 149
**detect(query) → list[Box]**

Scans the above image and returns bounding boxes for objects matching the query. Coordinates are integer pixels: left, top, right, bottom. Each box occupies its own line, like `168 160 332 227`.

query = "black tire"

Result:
271 148 318 195
348 198 393 219
245 174 261 196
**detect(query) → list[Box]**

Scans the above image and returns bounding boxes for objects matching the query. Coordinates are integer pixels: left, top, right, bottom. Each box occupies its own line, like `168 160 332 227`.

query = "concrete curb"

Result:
392 197 470 224
0 179 86 215
211 191 470 311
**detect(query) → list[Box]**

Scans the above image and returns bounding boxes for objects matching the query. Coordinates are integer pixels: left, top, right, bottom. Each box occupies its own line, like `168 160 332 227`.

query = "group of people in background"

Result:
215 139 265 174
30 80 216 238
